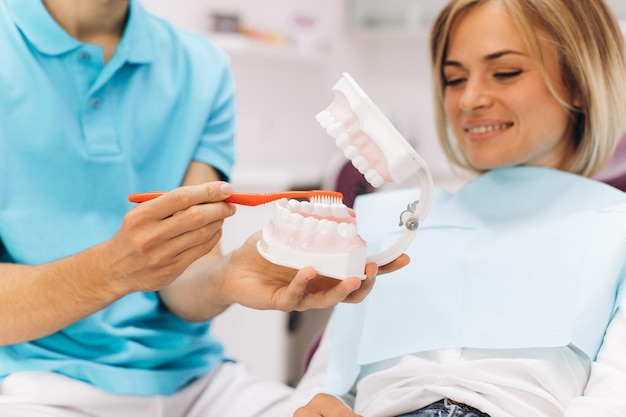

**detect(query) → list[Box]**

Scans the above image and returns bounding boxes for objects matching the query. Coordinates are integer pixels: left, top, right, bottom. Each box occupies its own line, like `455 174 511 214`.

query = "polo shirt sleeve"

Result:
194 55 237 182
0 239 12 263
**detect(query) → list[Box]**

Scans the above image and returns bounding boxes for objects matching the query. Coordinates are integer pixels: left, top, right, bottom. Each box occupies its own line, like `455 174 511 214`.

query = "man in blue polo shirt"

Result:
0 0 395 415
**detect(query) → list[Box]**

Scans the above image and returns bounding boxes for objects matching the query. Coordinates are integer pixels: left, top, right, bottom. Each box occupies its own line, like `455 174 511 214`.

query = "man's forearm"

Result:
158 249 233 322
0 243 127 345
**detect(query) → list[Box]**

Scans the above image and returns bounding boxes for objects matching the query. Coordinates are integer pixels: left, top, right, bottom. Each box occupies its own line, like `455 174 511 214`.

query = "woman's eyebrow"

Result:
444 50 526 68
484 50 526 60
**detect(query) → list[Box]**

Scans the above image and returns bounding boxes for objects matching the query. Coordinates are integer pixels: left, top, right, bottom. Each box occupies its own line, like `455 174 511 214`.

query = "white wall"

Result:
139 0 469 191
138 0 210 32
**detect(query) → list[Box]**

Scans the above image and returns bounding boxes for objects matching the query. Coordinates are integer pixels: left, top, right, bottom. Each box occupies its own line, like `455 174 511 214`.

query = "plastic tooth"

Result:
337 222 357 238
318 219 338 235
352 155 370 174
300 201 314 214
319 115 336 129
287 199 300 212
302 217 317 232
337 222 349 238
313 203 331 218
331 204 349 218
274 205 291 225
365 170 385 188
327 121 344 138
275 202 288 216
343 145 359 159
287 213 304 229
314 109 327 121
315 109 332 126
335 132 351 149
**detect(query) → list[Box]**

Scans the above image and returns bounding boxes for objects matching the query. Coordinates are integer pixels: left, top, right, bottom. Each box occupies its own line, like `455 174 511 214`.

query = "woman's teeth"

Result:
466 123 511 134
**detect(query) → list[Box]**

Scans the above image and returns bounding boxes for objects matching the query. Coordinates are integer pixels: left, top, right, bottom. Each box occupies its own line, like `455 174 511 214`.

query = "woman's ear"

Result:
572 92 583 109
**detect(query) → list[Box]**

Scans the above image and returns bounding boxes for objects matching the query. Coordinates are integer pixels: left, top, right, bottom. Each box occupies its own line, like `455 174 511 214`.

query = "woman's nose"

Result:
458 77 492 112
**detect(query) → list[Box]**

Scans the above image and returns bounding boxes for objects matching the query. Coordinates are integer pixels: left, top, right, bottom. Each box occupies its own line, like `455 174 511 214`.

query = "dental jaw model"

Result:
258 72 434 279
257 197 368 279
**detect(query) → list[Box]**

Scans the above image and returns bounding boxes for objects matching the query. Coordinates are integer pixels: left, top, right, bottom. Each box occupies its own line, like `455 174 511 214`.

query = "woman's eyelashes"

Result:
494 70 523 80
444 77 465 87
444 70 523 87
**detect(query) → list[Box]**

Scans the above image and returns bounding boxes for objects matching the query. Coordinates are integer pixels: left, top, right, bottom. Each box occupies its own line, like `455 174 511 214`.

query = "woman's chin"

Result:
466 158 510 171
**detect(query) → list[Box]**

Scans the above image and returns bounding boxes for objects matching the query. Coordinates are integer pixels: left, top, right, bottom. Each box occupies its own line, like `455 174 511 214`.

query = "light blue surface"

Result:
327 166 626 394
0 0 236 395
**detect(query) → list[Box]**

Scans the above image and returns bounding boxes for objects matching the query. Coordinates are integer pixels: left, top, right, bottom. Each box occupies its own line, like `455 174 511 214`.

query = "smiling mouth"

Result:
465 123 513 134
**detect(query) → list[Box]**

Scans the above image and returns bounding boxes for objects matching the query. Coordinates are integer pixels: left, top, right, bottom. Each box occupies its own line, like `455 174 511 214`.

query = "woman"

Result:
288 0 626 416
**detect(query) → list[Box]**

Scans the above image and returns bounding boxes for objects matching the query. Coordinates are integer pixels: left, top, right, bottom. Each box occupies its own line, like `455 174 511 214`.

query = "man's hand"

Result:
294 393 361 417
0 180 237 344
106 181 236 294
219 232 410 312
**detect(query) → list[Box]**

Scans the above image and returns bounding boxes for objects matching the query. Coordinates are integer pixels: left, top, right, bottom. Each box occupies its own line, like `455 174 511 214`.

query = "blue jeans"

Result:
396 398 490 417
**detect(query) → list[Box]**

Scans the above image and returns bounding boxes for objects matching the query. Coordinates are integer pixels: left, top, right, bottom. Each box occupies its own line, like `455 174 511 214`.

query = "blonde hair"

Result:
430 0 626 177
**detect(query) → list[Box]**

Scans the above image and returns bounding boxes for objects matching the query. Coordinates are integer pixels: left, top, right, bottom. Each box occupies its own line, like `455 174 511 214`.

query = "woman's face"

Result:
443 1 576 171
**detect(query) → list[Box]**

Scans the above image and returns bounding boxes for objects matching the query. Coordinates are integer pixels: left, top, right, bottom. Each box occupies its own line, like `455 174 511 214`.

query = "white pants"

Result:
0 362 294 417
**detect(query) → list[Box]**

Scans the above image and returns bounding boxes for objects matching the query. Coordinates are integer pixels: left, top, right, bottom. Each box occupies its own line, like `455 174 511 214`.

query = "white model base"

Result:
257 239 367 280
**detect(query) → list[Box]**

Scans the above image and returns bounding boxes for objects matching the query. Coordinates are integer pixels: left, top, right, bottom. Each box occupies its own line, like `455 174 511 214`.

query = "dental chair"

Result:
321 155 375 208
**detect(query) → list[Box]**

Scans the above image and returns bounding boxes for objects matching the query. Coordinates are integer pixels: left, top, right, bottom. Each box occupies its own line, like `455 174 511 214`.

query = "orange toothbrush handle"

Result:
225 191 343 205
224 192 290 206
128 190 343 205
128 192 275 205
128 192 166 203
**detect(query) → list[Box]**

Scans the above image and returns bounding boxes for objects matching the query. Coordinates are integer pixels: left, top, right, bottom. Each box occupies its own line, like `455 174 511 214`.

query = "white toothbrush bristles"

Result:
309 196 344 206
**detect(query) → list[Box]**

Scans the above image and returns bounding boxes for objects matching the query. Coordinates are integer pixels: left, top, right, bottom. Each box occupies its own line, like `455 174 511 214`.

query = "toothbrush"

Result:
128 190 344 206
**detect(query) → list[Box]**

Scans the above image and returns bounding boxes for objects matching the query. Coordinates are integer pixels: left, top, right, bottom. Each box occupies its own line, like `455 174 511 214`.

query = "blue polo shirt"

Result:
0 0 236 395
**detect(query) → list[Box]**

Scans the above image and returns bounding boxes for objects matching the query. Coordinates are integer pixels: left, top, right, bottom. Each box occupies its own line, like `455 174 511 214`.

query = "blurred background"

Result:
140 0 626 387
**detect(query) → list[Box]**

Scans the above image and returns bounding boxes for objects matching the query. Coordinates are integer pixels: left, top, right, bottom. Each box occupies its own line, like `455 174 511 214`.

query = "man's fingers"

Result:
297 275 363 311
341 263 377 303
377 253 410 275
145 182 234 219
277 267 317 310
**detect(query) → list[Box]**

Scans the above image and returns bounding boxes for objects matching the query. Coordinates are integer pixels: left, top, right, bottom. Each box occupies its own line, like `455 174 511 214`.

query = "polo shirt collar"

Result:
6 0 155 63
117 0 156 64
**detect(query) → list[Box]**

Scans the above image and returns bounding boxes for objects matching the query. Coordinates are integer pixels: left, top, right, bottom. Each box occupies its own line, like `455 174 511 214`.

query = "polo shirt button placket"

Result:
90 97 102 110
78 51 91 63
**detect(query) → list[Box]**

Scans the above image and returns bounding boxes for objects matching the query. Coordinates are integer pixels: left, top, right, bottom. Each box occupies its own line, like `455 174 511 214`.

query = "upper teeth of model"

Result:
273 198 358 238
316 109 385 188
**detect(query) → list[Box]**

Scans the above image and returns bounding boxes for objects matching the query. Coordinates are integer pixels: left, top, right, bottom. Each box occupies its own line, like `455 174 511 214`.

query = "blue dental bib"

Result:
326 166 626 394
